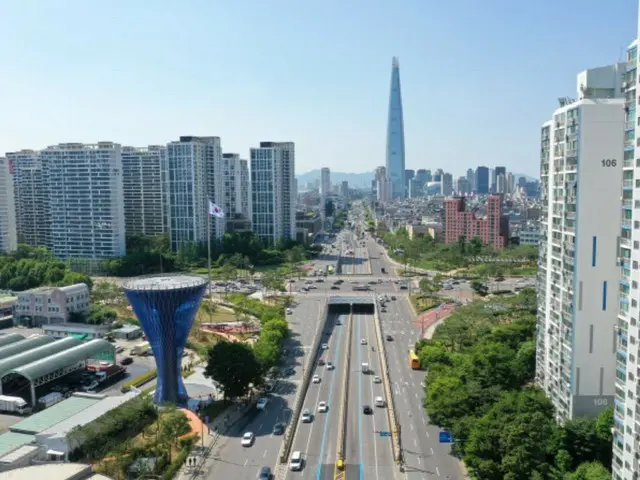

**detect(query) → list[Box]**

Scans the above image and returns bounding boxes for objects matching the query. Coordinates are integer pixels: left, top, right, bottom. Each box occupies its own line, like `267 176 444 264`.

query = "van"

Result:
375 396 386 408
289 451 303 471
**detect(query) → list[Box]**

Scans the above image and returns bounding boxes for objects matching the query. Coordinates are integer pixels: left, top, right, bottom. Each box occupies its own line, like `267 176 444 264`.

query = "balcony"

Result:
622 198 633 208
621 218 633 229
623 158 635 168
620 237 631 248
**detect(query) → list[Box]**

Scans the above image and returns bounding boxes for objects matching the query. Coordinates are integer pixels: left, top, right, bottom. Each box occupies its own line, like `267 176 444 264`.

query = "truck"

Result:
38 392 64 409
0 395 32 415
95 365 127 384
131 341 151 356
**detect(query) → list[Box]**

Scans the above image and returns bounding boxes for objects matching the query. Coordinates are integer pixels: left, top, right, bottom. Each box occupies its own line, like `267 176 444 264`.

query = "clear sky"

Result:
0 0 637 178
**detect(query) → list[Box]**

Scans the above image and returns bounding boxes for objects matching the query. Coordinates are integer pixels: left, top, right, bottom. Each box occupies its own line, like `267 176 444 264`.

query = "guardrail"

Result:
275 299 329 477
334 312 353 475
373 303 401 465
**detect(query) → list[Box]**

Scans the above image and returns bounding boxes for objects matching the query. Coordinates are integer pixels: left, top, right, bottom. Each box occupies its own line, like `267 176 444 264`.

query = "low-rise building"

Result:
42 323 110 340
14 284 90 328
112 325 142 340
518 229 541 246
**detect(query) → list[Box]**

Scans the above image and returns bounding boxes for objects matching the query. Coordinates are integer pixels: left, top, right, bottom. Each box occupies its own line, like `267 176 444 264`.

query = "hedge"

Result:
121 369 157 393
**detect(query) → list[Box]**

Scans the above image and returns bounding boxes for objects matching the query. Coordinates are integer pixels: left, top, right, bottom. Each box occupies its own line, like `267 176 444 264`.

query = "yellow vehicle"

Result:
409 349 421 369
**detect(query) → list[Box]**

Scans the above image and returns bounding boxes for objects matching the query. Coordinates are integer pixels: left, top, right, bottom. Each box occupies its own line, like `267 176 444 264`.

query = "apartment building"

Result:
0 158 17 253
221 153 251 219
614 40 640 480
440 173 453 197
166 136 224 252
40 142 126 260
250 141 296 245
121 145 169 236
7 150 49 247
443 195 508 249
320 167 331 198
375 166 391 203
14 283 90 327
536 64 626 425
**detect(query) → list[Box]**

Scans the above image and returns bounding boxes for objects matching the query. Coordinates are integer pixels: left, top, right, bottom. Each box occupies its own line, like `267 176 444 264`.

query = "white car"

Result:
321 343 329 350
318 401 328 413
241 432 255 447
327 362 335 370
256 397 269 410
301 409 313 423
286 308 292 315
312 375 321 384
373 376 382 384
360 338 367 345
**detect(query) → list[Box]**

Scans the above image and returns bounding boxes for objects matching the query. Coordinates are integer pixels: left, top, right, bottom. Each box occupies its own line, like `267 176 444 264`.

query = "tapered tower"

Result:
385 57 406 199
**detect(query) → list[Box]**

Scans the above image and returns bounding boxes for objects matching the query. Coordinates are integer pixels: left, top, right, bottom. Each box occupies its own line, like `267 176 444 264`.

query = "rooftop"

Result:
0 444 40 464
0 463 99 480
42 323 109 333
123 274 207 291
0 432 35 458
10 396 101 435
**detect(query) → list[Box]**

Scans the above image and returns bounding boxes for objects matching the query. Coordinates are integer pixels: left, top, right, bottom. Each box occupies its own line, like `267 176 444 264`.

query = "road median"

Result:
334 312 353 477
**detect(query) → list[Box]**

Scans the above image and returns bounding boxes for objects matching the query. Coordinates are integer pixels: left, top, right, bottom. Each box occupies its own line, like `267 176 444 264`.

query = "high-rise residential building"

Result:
166 136 224 252
40 142 126 260
320 167 331 198
0 158 17 253
250 141 296 245
506 172 515 194
490 168 496 193
475 166 489 194
121 145 169 237
443 196 508 249
441 173 453 196
385 57 406 199
374 166 391 203
340 181 349 198
536 64 625 426
614 39 640 480
7 150 49 247
496 174 506 194
221 153 251 219
466 168 475 193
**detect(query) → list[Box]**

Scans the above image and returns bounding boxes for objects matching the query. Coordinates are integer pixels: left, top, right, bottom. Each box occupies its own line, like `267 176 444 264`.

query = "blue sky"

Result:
0 0 637 178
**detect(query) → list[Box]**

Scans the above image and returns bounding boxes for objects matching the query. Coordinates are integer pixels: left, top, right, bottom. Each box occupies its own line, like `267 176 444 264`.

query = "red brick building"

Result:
443 195 509 249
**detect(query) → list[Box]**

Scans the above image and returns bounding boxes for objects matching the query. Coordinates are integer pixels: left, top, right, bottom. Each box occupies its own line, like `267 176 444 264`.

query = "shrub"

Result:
121 369 158 393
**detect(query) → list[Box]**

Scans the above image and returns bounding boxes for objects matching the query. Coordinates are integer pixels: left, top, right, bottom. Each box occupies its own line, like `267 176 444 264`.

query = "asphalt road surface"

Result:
204 297 327 480
284 312 348 480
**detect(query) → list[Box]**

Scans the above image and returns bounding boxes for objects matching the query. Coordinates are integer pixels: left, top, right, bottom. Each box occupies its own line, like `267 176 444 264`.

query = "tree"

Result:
204 342 262 399
159 408 191 461
565 462 611 480
419 277 442 296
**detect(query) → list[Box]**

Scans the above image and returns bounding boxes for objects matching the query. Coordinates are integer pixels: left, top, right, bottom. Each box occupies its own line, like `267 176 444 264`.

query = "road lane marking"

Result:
430 448 434 455
263 449 267 458
436 466 440 477
244 458 248 466
364 314 380 480
410 424 414 431
414 439 417 447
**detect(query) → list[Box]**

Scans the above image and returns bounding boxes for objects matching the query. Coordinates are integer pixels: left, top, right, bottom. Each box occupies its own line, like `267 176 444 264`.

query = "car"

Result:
375 396 386 407
363 405 373 414
272 422 285 435
335 279 344 284
258 466 272 479
331 286 340 290
241 432 255 447
360 338 367 345
386 335 393 341
381 308 387 313
301 409 313 423
318 401 328 413
327 362 335 370
286 308 292 315
373 376 382 383
322 343 329 350
256 397 269 410
391 295 396 300
120 357 133 366
316 278 324 283
289 451 303 471
312 375 321 384
283 367 295 376
318 358 325 366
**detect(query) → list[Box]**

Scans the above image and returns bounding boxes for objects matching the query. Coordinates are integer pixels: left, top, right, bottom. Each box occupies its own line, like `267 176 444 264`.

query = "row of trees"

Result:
204 297 290 399
417 289 613 479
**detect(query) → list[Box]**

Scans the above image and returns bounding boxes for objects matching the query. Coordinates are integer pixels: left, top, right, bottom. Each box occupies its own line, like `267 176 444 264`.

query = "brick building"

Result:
443 195 509 249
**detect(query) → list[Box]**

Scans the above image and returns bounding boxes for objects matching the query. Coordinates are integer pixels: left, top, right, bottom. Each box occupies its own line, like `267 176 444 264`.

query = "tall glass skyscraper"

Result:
386 57 406 199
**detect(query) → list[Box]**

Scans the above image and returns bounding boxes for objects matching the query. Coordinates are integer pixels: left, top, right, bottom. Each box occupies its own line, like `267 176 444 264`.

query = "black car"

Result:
391 296 396 300
120 357 134 365
331 286 340 290
272 423 285 435
363 405 373 415
386 335 393 341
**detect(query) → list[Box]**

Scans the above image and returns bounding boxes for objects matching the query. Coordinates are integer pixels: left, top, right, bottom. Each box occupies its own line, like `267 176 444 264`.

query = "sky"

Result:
0 1 637 178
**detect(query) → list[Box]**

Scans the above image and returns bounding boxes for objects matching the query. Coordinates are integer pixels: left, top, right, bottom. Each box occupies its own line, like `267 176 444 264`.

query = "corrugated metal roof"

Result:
0 336 54 360
0 444 40 464
10 396 100 435
0 431 35 457
4 339 113 382
0 333 25 349
0 337 82 378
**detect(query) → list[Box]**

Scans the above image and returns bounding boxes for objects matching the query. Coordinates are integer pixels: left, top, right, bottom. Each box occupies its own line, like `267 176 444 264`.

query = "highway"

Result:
346 313 396 479
285 313 349 480
339 231 372 275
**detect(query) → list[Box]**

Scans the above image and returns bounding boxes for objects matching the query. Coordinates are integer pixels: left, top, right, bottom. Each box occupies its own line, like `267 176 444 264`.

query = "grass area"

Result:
410 294 444 313
202 399 232 421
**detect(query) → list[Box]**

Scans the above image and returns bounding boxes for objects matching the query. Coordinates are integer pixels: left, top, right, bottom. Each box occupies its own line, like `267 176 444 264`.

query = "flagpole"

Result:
207 206 212 300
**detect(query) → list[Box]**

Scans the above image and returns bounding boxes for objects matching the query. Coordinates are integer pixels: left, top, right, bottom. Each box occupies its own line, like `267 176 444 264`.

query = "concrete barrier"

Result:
276 299 329 472
335 313 353 467
373 303 401 464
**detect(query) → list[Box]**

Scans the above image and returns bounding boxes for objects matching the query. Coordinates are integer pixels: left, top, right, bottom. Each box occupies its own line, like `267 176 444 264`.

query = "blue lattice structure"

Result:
123 275 208 404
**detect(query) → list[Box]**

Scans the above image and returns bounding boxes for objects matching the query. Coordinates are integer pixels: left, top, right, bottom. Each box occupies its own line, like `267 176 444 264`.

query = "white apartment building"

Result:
166 136 224 252
14 283 90 327
375 166 391 202
250 141 296 245
496 174 506 194
440 173 453 197
320 167 331 197
613 40 640 480
0 158 17 253
536 64 626 424
221 153 251 219
40 142 126 260
121 145 169 236
7 150 49 247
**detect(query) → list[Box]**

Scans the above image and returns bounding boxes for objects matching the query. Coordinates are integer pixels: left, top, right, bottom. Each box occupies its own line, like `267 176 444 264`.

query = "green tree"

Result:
565 462 611 480
159 408 191 461
204 342 262 399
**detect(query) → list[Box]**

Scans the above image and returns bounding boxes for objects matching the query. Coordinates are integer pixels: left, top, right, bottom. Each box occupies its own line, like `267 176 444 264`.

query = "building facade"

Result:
221 153 251 219
166 136 224 252
440 173 453 197
14 283 90 327
250 141 296 245
121 145 169 236
443 196 508 249
40 142 126 260
536 67 625 425
375 166 391 203
475 166 489 194
0 158 17 253
385 57 406 199
320 168 331 197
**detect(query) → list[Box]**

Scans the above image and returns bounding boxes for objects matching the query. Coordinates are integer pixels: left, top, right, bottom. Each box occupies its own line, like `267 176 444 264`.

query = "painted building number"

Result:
601 159 617 167
593 398 609 407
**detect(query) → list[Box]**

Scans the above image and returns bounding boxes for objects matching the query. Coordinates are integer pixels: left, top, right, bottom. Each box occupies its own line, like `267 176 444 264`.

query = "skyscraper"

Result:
475 166 489 194
320 167 331 197
385 57 406 199
0 158 17 253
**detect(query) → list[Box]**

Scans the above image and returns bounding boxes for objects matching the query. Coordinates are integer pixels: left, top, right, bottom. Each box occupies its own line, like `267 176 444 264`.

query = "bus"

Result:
409 350 421 369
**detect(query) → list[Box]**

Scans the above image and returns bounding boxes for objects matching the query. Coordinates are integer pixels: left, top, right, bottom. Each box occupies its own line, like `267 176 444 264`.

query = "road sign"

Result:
439 431 453 443
379 431 391 437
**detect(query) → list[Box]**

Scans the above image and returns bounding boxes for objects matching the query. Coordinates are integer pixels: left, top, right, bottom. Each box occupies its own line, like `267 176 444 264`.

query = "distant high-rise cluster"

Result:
0 137 296 260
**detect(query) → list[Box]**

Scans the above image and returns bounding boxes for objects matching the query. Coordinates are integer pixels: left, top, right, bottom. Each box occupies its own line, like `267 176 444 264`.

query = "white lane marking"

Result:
263 449 267 458
436 466 440 477
430 447 434 455
259 424 263 431
417 456 421 465
244 458 248 466
425 430 429 437
410 424 414 431
414 439 417 447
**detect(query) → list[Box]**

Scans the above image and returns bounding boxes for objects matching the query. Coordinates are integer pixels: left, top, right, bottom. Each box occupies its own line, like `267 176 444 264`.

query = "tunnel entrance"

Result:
328 304 351 315
352 303 374 314
327 297 375 315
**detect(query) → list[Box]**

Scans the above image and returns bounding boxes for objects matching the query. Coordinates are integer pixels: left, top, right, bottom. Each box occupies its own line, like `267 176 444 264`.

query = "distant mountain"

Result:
296 170 374 188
